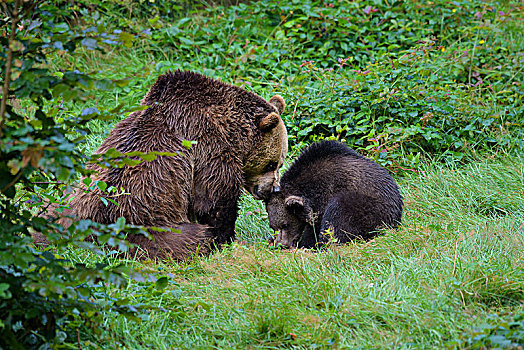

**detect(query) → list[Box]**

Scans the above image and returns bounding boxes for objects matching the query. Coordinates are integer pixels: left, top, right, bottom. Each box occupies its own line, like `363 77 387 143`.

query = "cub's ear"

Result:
285 195 313 223
285 195 305 211
259 112 280 132
269 95 285 114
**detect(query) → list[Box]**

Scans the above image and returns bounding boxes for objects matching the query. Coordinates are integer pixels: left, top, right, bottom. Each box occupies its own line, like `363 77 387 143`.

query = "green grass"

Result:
61 155 524 348
24 1 522 347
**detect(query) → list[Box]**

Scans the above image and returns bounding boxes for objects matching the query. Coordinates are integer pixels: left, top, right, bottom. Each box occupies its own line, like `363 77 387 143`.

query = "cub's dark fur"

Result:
265 140 402 248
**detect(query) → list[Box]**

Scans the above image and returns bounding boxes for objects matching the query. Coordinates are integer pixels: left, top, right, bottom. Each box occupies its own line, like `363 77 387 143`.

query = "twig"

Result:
77 328 82 349
0 0 22 135
290 99 299 122
1 2 13 18
468 30 479 86
452 239 458 277
0 0 37 136
36 199 56 218
0 170 23 194
32 181 65 185
397 166 422 173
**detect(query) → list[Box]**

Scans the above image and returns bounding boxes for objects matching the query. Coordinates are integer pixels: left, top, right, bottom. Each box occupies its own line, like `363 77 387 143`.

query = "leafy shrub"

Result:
280 38 523 168
56 0 522 169
448 313 524 349
0 2 155 347
144 0 502 70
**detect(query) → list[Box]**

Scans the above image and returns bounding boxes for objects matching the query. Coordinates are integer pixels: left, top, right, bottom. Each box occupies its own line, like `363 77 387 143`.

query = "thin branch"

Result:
0 0 22 136
468 30 479 86
1 2 13 18
31 181 65 185
21 1 38 24
0 169 23 194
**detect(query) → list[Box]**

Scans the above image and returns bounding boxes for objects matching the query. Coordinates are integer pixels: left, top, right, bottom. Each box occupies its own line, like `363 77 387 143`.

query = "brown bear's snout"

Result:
249 176 280 200
253 185 261 199
252 183 274 200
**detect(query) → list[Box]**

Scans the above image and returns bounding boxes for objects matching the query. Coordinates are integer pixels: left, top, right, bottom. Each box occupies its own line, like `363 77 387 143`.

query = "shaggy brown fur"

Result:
37 71 287 261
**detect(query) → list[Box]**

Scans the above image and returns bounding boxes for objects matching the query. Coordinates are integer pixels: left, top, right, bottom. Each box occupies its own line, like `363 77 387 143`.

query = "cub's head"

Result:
243 95 288 200
265 193 312 248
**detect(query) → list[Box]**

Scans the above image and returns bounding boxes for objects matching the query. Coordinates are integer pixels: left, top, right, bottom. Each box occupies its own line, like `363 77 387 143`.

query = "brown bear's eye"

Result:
263 161 278 173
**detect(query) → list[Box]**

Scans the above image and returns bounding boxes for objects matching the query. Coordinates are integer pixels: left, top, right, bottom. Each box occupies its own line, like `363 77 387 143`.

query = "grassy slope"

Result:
61 155 523 349
42 1 524 348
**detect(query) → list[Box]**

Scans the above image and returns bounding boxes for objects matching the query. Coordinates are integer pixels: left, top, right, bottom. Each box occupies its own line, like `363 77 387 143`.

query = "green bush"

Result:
1 0 523 347
52 0 522 168
280 39 522 168
448 313 524 349
0 2 153 347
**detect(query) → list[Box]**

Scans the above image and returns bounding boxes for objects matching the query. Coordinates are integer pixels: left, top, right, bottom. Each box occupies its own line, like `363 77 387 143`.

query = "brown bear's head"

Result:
265 193 313 248
243 95 288 200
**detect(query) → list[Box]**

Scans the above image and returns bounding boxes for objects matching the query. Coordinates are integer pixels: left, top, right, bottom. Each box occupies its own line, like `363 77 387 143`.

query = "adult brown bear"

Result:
38 71 288 260
265 140 402 248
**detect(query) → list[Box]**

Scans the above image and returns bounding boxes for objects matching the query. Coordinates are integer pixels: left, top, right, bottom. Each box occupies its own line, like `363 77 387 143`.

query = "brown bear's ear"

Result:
259 112 280 132
269 95 285 114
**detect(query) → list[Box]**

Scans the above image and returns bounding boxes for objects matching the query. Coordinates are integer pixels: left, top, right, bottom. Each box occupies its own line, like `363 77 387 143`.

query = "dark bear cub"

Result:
265 140 403 248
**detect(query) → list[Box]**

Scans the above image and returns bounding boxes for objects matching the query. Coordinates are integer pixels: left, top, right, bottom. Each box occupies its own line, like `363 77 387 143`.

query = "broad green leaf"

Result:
96 181 108 192
155 276 169 290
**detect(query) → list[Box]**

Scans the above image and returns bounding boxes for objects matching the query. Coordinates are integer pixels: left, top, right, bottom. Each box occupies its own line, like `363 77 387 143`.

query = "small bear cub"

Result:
265 140 403 248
